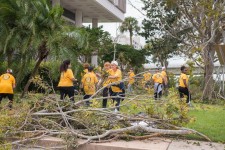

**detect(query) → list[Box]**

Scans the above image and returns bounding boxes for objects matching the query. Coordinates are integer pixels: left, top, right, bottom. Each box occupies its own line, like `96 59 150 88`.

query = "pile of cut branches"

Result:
0 90 211 149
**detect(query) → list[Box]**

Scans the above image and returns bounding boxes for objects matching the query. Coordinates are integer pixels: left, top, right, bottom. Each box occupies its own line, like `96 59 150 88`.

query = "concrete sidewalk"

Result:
20 136 225 150
78 138 225 150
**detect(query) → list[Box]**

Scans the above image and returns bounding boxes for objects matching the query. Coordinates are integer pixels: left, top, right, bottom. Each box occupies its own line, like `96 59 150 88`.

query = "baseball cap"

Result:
7 69 13 73
111 61 118 66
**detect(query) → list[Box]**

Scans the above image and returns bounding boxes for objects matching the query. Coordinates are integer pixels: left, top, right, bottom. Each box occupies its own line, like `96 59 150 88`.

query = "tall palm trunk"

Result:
21 41 49 98
129 30 133 46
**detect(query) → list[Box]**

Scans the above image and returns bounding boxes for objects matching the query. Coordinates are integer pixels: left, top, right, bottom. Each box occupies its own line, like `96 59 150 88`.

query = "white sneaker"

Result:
114 109 118 113
187 102 192 107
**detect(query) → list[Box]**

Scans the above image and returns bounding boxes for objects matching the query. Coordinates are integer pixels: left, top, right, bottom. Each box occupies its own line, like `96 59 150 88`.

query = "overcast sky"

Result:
98 0 189 67
98 0 145 44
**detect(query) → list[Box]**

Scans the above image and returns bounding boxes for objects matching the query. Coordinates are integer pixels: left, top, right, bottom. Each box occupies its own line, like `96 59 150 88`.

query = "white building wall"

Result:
117 34 143 49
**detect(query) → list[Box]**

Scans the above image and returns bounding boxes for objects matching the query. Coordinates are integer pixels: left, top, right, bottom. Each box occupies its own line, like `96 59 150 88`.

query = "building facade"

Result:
116 34 143 49
52 0 126 27
51 0 126 66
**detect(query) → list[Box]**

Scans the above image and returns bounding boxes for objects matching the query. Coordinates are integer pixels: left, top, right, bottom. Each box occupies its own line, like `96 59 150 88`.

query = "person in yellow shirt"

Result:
80 63 90 94
127 68 135 93
143 70 152 89
108 61 122 112
161 67 168 95
0 69 16 109
81 63 90 79
81 66 98 106
178 66 191 104
58 60 77 101
152 68 164 100
101 62 112 108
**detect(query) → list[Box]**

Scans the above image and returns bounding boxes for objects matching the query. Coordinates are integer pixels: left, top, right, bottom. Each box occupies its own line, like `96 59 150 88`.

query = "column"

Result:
91 18 99 67
52 0 60 6
92 18 98 28
75 10 83 27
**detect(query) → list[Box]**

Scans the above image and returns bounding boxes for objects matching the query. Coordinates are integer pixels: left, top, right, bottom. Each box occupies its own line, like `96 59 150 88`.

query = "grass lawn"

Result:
185 103 225 143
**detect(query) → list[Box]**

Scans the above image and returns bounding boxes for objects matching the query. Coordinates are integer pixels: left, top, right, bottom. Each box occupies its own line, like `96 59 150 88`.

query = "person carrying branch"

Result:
108 61 122 112
178 66 191 105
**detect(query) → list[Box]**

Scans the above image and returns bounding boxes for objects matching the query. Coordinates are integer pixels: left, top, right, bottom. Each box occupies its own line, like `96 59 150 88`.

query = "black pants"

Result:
178 87 191 103
0 93 13 108
154 91 162 99
59 86 74 101
83 94 92 106
102 87 109 108
0 93 13 101
112 92 121 111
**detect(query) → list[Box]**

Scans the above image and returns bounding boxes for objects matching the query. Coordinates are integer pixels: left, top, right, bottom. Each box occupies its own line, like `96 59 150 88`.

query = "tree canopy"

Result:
141 0 225 100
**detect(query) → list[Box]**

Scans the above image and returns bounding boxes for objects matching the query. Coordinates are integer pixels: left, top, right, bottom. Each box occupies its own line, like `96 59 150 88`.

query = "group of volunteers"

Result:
57 60 124 112
57 59 191 111
0 59 191 110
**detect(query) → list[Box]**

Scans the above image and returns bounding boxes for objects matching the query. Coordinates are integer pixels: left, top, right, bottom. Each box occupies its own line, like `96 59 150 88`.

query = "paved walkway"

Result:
20 137 225 150
78 138 224 150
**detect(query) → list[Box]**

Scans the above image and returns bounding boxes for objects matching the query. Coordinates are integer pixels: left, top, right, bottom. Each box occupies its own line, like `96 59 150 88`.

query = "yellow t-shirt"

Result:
103 69 112 87
128 72 135 84
152 73 163 84
82 72 98 95
0 73 16 94
58 69 75 87
179 73 189 88
143 72 151 81
81 69 88 79
110 69 122 93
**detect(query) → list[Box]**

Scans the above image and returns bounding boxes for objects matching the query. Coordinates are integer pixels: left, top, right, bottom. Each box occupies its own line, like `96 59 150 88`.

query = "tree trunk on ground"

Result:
202 44 215 101
21 42 49 98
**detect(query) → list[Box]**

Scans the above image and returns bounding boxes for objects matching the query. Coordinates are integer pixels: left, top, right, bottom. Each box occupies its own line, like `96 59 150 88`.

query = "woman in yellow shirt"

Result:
178 66 191 104
108 61 122 112
0 69 16 109
58 60 76 101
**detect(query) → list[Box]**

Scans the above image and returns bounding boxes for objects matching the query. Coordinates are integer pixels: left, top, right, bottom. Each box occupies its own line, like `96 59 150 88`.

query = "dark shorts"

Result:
0 93 14 101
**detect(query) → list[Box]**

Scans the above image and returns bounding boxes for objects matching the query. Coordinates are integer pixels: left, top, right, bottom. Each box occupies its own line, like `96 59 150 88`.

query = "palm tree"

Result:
119 17 140 46
21 0 88 97
0 0 88 97
0 0 34 68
